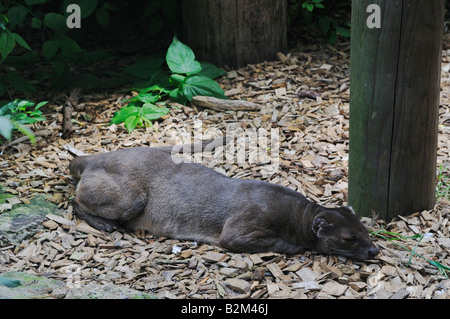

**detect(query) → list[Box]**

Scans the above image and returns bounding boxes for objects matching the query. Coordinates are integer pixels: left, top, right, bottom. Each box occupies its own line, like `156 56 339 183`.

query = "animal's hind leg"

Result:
72 200 120 232
72 171 146 232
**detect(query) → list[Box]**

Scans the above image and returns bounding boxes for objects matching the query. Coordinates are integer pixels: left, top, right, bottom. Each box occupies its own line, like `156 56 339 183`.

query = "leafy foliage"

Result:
371 229 450 278
113 36 226 132
288 0 351 45
111 102 170 133
0 0 177 98
436 165 450 200
0 99 47 142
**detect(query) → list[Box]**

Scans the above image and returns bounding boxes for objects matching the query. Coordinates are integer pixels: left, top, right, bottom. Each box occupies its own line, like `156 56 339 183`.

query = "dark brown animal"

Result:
69 142 379 260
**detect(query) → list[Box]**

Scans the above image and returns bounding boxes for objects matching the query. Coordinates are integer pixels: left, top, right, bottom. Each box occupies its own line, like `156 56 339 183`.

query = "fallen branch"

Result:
191 95 260 112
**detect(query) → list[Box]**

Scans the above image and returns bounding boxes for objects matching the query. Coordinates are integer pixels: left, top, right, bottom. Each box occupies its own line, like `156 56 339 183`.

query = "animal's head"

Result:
311 206 379 260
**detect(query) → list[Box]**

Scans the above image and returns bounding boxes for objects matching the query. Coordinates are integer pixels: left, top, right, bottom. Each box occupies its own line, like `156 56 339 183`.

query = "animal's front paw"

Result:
91 219 118 233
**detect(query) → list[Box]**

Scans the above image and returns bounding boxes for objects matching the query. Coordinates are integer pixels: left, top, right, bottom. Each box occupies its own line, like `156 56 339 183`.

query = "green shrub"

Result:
0 99 47 143
112 36 226 132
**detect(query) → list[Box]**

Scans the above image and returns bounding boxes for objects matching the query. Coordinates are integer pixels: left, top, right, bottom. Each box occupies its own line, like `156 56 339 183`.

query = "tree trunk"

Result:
349 0 445 220
181 0 287 69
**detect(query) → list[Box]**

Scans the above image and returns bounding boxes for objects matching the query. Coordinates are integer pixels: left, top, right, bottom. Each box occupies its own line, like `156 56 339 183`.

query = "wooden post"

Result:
349 0 445 220
181 0 287 69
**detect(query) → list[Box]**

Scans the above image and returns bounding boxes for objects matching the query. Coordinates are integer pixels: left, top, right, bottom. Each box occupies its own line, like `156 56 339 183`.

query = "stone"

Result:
0 196 60 246
0 272 67 299
65 282 156 299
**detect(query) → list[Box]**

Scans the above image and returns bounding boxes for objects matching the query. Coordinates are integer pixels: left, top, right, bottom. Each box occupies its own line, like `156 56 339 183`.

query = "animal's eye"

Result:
342 235 357 242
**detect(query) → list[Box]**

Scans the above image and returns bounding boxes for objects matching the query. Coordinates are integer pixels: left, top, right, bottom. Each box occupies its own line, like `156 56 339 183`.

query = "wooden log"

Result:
181 0 287 69
348 0 445 220
191 96 260 111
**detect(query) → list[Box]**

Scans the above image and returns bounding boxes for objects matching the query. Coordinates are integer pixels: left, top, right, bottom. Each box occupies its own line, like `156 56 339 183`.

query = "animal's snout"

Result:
368 246 380 258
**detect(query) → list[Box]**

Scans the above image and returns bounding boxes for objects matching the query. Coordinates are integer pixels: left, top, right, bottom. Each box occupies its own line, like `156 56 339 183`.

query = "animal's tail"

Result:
155 136 232 154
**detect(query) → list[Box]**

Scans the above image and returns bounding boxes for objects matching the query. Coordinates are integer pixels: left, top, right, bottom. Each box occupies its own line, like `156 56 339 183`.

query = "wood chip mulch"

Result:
1 34 450 299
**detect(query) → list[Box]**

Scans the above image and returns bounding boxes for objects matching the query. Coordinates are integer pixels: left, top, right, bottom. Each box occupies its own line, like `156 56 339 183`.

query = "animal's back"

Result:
124 153 242 243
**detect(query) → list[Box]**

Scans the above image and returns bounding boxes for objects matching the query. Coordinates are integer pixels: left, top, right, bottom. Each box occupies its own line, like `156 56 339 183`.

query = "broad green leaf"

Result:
130 92 159 104
7 6 28 29
0 31 15 62
18 100 34 109
35 101 49 109
12 33 32 51
326 30 338 46
166 36 202 75
55 35 83 54
0 101 17 116
182 75 226 101
42 40 59 59
147 69 171 88
124 115 139 132
198 62 226 79
96 8 109 29
139 103 169 122
0 116 12 140
6 71 36 93
110 106 139 124
124 55 164 78
168 87 187 105
43 13 67 31
169 74 185 86
318 16 331 35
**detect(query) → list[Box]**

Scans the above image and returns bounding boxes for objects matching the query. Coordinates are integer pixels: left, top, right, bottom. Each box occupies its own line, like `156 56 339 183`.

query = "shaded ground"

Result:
1 36 450 299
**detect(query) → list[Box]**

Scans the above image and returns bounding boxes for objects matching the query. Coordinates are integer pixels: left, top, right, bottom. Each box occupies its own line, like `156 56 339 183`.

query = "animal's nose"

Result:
368 246 380 258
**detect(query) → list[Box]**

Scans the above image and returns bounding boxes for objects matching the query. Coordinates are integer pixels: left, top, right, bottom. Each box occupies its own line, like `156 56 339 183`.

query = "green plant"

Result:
0 12 33 64
113 36 226 132
288 0 351 45
302 0 325 12
0 99 47 143
0 99 47 124
436 165 450 200
0 0 131 97
370 229 450 278
110 102 170 133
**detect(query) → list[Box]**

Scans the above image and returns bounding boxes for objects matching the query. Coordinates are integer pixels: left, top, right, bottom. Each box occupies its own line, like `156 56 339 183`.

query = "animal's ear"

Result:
312 216 333 238
337 206 356 215
345 206 356 215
